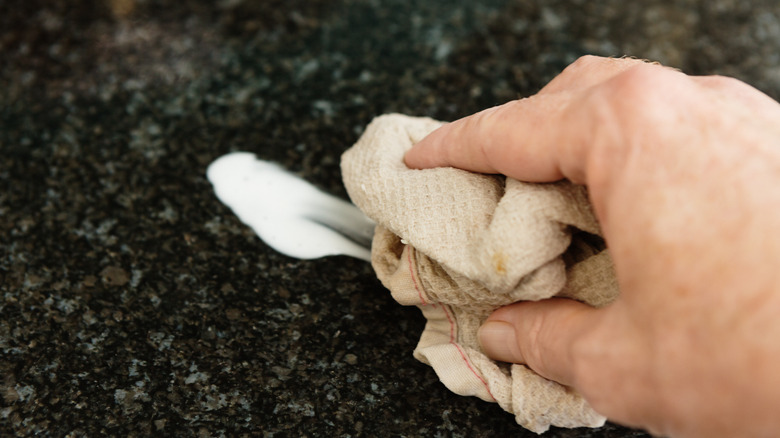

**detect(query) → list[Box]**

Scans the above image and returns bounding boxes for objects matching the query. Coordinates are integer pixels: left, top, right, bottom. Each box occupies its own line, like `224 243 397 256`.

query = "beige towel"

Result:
341 114 619 433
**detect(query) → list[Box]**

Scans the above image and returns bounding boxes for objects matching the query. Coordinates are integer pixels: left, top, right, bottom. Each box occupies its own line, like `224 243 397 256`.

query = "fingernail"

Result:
478 320 523 364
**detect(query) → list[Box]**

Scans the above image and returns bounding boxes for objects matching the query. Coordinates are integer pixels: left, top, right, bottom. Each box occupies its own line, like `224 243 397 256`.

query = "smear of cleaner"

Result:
207 152 374 261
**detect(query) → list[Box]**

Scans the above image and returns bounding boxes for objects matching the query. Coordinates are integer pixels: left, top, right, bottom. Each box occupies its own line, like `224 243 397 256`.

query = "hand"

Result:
404 56 780 438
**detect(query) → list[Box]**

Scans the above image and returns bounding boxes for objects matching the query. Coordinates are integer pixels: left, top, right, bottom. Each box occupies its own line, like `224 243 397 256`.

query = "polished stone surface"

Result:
2 0 779 436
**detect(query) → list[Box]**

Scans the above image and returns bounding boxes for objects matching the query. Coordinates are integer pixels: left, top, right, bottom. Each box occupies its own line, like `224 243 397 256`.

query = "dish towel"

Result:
341 114 619 433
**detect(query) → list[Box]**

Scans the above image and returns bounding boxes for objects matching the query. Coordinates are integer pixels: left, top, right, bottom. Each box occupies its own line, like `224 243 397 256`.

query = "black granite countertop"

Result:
2 0 779 436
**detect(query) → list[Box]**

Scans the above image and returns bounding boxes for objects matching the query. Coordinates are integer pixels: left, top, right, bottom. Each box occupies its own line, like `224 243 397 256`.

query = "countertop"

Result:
2 0 779 436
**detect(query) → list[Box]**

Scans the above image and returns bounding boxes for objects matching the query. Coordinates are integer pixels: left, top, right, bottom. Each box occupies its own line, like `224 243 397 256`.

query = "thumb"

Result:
478 298 606 388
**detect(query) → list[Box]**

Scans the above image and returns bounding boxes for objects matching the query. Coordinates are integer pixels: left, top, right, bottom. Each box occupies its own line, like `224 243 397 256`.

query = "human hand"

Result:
404 56 780 437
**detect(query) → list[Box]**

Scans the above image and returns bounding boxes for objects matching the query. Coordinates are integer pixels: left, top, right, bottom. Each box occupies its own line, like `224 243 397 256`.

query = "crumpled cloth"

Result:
341 114 620 433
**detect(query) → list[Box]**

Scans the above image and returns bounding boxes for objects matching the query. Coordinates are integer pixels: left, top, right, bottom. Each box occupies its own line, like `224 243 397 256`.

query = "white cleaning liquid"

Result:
207 152 374 261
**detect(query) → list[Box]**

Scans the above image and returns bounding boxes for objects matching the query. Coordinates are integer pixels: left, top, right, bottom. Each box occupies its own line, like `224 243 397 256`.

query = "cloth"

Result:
341 114 620 433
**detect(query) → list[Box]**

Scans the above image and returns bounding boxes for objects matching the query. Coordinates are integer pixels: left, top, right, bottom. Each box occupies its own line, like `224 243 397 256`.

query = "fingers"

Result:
403 95 570 181
403 56 679 183
478 298 683 433
478 298 605 388
477 298 652 428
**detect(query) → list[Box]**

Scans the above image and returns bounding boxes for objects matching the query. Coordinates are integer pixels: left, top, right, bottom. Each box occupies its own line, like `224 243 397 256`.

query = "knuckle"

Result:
558 55 607 78
524 308 564 376
602 64 666 103
523 312 547 368
581 64 685 151
566 55 644 75
599 62 689 108
469 104 510 161
569 54 604 70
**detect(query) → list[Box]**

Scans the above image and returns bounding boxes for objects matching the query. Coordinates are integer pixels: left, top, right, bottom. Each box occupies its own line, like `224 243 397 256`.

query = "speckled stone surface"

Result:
2 1 779 436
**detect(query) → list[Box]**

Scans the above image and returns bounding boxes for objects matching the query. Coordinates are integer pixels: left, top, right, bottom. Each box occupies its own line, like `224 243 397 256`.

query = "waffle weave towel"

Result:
341 114 619 433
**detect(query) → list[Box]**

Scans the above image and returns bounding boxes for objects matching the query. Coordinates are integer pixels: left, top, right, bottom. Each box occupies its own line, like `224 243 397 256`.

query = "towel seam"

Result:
408 246 496 402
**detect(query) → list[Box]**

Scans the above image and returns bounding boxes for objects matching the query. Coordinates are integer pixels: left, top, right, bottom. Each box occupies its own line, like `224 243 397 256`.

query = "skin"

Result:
404 56 780 438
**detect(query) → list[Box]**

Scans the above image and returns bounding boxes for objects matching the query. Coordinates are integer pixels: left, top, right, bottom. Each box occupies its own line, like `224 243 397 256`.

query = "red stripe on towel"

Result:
407 248 429 306
407 247 495 401
441 304 496 402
